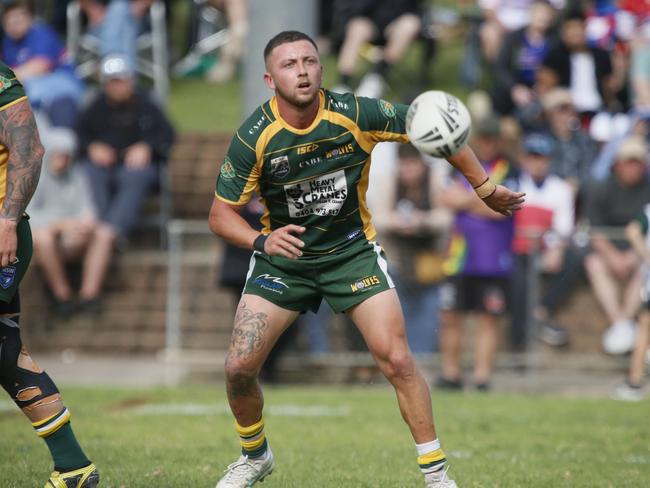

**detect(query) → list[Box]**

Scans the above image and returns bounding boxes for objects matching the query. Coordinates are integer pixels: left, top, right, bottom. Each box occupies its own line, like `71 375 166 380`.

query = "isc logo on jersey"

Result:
297 143 319 155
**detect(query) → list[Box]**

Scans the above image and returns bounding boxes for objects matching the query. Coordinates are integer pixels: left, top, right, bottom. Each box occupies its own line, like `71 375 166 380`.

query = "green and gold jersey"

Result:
216 89 409 254
0 62 27 208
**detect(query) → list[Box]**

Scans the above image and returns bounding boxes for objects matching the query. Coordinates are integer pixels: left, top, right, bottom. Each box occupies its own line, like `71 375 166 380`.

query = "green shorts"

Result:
0 217 32 303
243 238 395 313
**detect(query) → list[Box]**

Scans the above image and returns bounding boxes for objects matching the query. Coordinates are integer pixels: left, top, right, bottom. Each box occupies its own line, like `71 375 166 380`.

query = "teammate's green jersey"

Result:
0 62 27 209
215 89 409 254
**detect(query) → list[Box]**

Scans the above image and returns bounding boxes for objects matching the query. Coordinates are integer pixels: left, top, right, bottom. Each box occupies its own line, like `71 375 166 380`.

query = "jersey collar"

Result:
269 90 325 135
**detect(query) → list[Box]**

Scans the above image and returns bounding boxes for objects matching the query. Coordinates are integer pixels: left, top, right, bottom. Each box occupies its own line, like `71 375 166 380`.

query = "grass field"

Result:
1 385 648 487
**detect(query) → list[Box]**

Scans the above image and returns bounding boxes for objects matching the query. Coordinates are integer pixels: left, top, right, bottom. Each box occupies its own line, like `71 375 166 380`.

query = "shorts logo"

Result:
253 274 289 294
220 158 236 179
0 265 16 289
378 99 396 118
297 143 318 155
284 170 348 218
270 155 290 178
350 275 381 292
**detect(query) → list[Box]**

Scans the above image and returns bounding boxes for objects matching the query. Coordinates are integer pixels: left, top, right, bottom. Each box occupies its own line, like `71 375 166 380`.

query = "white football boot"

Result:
424 466 458 488
215 448 275 488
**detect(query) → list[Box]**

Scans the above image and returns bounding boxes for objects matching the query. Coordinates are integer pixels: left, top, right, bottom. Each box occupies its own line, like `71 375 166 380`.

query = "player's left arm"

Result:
0 98 44 266
446 145 525 217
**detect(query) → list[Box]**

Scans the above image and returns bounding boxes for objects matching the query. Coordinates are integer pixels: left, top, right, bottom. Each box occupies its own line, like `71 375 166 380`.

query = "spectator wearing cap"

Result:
584 135 650 355
27 127 113 316
76 53 175 250
537 8 616 117
436 117 519 390
542 87 599 197
510 133 575 348
1 0 84 128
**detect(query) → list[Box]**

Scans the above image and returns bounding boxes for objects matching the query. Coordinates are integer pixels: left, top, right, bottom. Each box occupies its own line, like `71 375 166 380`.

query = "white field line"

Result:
128 403 350 417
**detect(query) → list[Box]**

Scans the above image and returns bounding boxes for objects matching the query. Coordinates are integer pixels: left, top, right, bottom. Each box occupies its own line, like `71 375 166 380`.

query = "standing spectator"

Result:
27 127 115 316
537 8 615 116
436 118 518 390
584 135 650 355
1 0 84 128
542 88 599 195
204 0 248 83
492 0 557 117
510 133 574 349
629 18 650 111
612 205 650 401
76 54 174 250
374 144 452 354
332 0 422 98
78 0 155 71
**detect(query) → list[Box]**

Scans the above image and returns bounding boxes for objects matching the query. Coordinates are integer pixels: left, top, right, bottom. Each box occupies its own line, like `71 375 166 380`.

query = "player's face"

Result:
264 40 323 108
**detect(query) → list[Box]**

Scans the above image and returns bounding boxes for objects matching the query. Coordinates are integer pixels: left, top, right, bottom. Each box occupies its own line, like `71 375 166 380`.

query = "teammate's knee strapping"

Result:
0 323 63 429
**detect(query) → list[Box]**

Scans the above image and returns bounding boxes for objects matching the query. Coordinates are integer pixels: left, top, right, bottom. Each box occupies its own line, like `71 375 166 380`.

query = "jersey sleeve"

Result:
356 96 410 144
0 64 26 109
215 132 259 206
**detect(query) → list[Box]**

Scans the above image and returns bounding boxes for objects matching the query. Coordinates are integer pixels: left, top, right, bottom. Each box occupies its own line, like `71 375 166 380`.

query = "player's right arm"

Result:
210 132 304 259
0 78 44 266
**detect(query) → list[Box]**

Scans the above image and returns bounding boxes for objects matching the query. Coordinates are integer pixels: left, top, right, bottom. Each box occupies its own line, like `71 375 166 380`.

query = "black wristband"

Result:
253 234 268 253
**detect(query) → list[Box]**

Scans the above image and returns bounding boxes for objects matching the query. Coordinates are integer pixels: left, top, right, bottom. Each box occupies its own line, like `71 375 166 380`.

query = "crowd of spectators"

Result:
1 1 649 395
0 0 175 316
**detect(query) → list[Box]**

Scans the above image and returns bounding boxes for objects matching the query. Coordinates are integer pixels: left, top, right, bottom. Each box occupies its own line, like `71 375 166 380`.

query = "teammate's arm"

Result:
446 145 525 217
209 198 305 260
0 98 44 266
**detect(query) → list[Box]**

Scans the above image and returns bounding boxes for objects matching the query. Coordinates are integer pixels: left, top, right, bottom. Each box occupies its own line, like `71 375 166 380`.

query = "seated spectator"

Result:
436 118 518 390
332 0 422 98
541 88 598 196
78 0 155 70
76 54 175 248
478 0 537 64
537 8 616 117
27 127 113 315
584 136 650 355
492 0 557 117
612 206 650 401
510 133 575 349
1 0 84 128
373 144 452 354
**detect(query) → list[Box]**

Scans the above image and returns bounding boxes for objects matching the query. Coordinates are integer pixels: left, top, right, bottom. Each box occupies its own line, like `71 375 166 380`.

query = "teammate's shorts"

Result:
243 238 394 313
439 275 509 315
0 217 32 304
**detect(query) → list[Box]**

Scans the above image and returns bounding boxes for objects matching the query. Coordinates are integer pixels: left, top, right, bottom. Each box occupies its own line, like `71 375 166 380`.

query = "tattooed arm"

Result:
0 98 44 266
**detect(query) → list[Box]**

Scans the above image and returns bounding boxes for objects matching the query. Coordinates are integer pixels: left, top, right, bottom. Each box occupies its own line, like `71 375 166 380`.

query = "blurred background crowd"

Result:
3 0 650 398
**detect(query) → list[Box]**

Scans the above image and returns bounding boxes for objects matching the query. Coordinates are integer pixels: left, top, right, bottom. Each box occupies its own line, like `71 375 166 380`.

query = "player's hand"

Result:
264 224 305 259
483 185 525 217
0 218 18 267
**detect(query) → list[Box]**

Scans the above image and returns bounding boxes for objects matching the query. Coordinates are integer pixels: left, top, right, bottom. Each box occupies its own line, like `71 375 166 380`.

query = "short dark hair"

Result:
1 0 33 17
263 30 318 63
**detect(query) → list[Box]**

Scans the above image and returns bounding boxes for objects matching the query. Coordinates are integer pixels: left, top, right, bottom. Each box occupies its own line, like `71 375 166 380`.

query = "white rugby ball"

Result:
406 90 472 158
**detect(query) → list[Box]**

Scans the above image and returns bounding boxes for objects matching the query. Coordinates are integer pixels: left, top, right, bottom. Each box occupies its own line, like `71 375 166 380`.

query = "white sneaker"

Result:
215 449 275 488
424 466 458 487
356 73 385 99
602 320 636 355
611 382 644 402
